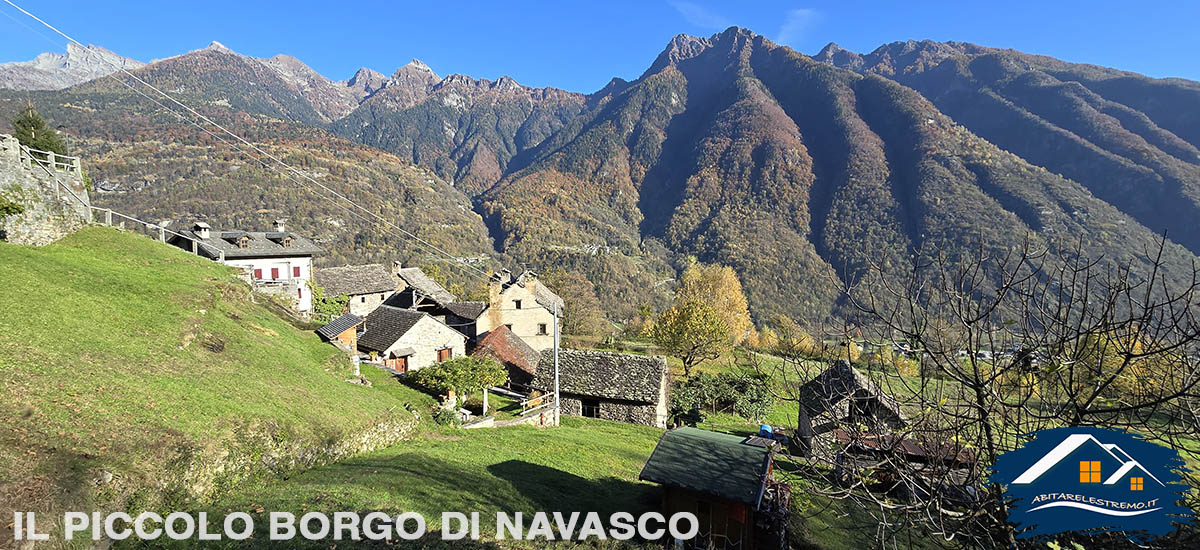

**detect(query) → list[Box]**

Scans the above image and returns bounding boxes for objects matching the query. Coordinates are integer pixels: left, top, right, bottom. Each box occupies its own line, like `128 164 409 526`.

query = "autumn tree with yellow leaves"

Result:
651 262 753 376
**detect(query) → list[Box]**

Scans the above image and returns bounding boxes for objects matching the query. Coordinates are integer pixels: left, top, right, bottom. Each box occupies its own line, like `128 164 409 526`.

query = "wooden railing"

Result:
90 206 226 261
17 144 91 224
18 145 80 174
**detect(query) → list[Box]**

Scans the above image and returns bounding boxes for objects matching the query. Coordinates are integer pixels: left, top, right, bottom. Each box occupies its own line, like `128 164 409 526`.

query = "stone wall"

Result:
348 289 394 317
560 394 666 427
386 315 467 370
0 134 91 245
488 279 558 351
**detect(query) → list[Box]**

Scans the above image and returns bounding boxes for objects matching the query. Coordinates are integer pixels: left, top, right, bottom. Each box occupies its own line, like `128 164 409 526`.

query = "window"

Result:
538 323 548 335
437 348 452 362
505 324 513 331
361 296 367 303
237 236 251 249
271 267 280 280
297 288 302 299
1131 477 1144 491
514 299 522 309
253 268 262 279
292 266 301 278
1080 461 1101 483
581 398 600 418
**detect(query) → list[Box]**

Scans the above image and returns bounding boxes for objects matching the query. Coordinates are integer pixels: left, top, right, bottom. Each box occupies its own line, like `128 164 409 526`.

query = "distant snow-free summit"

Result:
0 43 144 90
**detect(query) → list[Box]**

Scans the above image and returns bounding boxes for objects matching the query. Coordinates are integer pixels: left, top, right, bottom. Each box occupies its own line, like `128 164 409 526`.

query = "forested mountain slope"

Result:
815 39 1200 254
480 28 1199 322
5 29 1199 323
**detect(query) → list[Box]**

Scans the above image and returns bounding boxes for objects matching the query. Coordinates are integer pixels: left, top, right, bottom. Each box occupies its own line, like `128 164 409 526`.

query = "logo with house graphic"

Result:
991 427 1192 541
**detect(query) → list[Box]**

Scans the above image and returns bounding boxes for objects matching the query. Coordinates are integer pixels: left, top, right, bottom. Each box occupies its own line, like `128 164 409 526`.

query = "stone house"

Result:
170 220 321 313
313 263 399 317
532 349 669 427
316 312 363 350
442 301 489 344
389 263 457 312
437 270 563 351
487 270 562 351
356 305 466 372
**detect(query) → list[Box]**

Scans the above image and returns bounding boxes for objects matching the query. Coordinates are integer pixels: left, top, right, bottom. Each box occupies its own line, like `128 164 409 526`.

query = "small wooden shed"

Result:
639 428 790 550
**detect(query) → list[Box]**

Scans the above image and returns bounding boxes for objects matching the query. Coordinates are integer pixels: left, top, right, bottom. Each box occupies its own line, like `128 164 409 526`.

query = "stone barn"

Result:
795 360 906 458
533 349 668 428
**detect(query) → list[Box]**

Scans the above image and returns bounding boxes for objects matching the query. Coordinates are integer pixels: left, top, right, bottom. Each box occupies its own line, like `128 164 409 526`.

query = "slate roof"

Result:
471 326 540 384
172 229 322 259
444 301 488 320
532 349 666 404
798 360 905 424
313 264 398 297
356 306 427 353
316 313 362 340
639 427 772 507
504 271 565 313
397 267 456 306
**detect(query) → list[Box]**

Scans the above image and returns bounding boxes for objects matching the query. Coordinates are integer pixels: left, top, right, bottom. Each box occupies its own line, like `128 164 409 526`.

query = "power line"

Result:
1 0 493 282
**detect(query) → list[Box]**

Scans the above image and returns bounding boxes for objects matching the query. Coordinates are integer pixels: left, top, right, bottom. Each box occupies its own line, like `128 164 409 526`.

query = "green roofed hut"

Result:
639 427 790 550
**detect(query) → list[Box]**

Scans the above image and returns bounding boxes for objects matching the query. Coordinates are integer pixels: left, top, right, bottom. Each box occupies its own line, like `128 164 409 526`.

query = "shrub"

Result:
432 408 459 426
669 371 774 426
410 357 507 403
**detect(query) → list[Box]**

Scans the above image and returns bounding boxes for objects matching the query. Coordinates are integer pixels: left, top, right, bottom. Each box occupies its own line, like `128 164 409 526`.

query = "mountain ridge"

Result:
0 43 144 90
5 28 1200 323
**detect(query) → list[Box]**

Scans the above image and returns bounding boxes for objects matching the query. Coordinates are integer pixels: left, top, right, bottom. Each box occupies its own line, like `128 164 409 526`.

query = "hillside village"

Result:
0 130 817 548
4 16 1200 547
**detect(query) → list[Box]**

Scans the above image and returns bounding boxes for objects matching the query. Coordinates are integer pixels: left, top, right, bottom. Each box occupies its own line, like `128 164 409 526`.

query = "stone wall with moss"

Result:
0 134 91 245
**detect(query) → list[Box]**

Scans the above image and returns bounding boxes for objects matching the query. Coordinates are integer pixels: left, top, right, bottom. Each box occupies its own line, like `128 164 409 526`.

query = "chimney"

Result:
193 222 211 239
393 260 403 276
273 219 287 232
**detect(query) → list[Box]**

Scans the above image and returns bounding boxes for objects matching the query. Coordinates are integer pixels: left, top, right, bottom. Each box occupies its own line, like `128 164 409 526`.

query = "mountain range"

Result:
3 27 1199 324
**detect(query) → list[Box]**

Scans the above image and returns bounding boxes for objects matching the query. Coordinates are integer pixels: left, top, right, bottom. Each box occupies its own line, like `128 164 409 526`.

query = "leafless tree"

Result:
753 236 1200 549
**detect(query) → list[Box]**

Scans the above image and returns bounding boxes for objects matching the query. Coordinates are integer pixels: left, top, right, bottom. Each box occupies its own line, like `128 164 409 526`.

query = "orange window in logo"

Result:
1131 477 1144 491
1079 461 1101 483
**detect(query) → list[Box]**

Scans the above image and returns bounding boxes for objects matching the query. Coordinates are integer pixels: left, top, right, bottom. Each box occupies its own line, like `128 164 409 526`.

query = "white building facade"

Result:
171 220 322 313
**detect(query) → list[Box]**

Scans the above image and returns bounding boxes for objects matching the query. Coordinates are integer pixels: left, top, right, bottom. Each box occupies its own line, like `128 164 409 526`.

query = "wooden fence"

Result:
90 206 226 261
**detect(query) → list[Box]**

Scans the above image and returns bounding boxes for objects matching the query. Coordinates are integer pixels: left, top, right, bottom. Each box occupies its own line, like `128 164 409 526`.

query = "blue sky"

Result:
2 0 1198 93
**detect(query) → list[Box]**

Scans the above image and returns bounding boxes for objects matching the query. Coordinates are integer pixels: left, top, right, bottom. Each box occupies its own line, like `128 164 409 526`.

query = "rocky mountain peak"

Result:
645 33 714 75
402 58 434 73
814 42 864 71
345 67 387 93
492 75 523 92
204 41 235 54
0 44 144 91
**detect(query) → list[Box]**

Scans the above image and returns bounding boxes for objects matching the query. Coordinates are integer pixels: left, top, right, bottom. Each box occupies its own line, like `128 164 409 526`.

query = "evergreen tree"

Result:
11 103 67 155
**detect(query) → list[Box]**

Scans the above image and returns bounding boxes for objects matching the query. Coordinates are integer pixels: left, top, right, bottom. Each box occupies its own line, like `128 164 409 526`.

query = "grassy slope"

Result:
0 227 433 516
0 228 927 549
217 418 663 525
